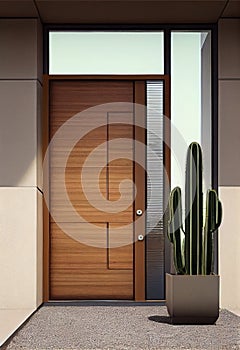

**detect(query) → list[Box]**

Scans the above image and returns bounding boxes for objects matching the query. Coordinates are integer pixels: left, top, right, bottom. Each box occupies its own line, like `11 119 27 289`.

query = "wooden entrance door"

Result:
44 75 169 301
48 79 144 300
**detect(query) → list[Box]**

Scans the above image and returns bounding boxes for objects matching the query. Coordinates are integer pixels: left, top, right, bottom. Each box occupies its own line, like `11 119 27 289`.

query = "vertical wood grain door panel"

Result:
49 80 137 299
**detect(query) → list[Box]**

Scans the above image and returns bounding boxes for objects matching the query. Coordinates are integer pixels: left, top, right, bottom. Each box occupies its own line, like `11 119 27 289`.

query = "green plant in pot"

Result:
166 142 222 324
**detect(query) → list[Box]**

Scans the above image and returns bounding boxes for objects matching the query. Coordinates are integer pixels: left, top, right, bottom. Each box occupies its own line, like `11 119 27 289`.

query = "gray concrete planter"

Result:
166 273 220 324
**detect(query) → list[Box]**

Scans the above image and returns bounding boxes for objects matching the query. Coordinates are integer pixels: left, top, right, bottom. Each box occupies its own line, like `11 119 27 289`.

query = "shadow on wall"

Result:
0 81 40 186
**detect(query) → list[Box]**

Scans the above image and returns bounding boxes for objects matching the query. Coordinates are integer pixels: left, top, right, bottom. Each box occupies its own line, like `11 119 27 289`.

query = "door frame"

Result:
42 74 170 302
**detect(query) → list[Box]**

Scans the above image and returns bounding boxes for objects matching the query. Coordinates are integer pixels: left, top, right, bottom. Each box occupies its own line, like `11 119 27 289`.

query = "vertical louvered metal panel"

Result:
146 80 165 300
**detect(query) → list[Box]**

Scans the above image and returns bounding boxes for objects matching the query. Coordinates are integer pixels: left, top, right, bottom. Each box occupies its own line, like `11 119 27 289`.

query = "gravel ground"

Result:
4 305 240 350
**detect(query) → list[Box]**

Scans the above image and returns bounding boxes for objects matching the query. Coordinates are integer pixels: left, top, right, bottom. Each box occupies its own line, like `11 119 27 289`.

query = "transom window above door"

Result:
49 31 164 74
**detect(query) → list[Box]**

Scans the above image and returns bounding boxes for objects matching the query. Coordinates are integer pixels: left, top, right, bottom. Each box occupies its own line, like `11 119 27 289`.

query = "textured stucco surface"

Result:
5 305 240 350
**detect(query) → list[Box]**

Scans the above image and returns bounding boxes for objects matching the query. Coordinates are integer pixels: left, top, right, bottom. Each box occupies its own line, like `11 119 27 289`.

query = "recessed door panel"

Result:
49 81 135 299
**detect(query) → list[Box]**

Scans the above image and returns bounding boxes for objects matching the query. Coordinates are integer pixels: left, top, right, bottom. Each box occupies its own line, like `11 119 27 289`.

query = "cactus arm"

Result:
214 199 222 232
203 199 211 275
167 220 174 244
182 237 185 270
167 187 186 274
185 142 203 275
203 190 223 275
173 230 186 275
167 189 174 244
167 186 182 243
203 190 214 275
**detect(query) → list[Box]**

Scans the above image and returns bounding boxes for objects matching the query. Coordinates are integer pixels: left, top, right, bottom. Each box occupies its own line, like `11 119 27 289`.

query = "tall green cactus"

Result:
167 142 222 275
185 142 203 274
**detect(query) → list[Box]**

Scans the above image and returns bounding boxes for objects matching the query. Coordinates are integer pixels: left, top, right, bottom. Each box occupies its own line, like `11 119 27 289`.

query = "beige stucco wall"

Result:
219 187 240 312
218 18 240 313
0 188 42 308
0 19 43 344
